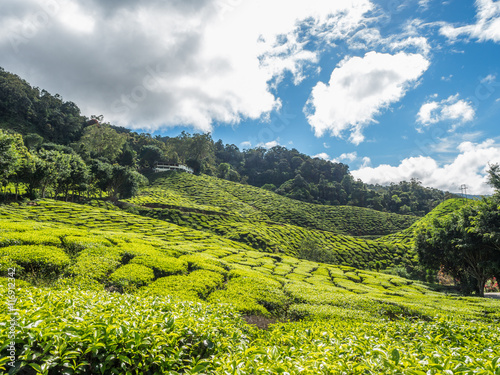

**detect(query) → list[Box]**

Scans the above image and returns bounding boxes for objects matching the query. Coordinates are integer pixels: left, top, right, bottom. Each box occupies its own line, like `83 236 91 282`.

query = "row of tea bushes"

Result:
138 172 419 236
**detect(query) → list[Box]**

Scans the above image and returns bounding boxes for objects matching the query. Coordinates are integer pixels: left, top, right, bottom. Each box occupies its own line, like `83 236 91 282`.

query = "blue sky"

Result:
0 0 499 193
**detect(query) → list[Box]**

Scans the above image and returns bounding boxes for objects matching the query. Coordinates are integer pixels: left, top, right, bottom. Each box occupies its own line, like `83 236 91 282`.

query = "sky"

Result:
1 0 500 194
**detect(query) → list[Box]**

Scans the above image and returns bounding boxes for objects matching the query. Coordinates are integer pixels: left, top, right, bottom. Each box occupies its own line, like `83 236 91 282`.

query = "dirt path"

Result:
485 292 500 299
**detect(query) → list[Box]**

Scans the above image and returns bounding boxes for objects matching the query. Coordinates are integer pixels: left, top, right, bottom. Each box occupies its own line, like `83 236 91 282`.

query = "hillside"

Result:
1 198 499 373
375 198 469 250
128 172 419 236
117 172 426 270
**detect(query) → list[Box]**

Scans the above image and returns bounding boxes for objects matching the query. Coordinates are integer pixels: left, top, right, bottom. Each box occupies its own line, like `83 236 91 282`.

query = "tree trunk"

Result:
478 277 486 297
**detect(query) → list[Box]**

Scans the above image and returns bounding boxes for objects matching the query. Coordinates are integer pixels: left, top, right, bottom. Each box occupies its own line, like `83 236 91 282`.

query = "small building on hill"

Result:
153 163 194 174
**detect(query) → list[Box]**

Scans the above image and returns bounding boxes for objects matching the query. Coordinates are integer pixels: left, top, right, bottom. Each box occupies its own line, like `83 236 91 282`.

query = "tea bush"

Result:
0 245 70 282
130 255 188 278
109 263 155 291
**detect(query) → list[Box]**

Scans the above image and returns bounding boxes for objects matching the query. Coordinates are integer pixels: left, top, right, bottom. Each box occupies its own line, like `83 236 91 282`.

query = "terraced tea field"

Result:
128 172 419 236
1 189 498 374
120 172 435 269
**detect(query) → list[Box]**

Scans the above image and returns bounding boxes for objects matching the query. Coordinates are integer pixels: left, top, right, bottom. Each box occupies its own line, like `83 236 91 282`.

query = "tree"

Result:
139 145 164 168
77 123 126 162
23 133 44 150
0 130 30 194
107 166 148 200
89 160 113 198
55 153 90 200
416 198 500 297
488 163 500 192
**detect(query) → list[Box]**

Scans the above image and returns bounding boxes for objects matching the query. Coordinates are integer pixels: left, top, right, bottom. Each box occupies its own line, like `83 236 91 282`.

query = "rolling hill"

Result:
131 172 419 236
0 176 498 374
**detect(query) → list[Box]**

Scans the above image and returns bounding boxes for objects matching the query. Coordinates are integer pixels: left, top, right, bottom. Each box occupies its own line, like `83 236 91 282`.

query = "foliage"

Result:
0 197 500 373
416 198 500 296
488 163 500 192
76 123 127 163
135 172 418 236
109 263 155 291
0 130 29 190
0 245 70 282
130 255 188 278
0 286 250 374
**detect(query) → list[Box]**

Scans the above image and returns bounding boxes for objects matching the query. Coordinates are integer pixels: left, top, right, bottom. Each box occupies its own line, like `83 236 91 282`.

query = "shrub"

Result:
145 270 224 301
130 255 188 278
67 247 122 282
0 245 70 282
109 264 155 291
180 254 229 275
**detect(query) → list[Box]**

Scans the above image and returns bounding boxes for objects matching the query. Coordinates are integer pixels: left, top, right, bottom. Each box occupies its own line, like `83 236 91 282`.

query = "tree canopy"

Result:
416 166 500 296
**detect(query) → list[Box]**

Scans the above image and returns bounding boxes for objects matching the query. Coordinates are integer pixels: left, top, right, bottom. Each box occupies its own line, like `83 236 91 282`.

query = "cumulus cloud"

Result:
440 0 500 43
313 152 330 160
416 94 475 131
0 0 373 131
332 152 358 163
258 140 280 149
304 51 429 144
352 139 500 194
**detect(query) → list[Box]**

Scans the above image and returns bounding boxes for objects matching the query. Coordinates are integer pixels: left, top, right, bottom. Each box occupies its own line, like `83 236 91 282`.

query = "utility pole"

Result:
460 184 468 202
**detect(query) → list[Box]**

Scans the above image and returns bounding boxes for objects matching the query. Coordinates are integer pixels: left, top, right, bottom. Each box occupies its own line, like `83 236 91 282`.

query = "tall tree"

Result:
78 123 126 162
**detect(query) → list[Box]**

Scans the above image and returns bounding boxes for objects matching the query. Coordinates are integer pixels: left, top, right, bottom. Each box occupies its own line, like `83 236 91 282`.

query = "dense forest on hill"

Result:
0 67 455 214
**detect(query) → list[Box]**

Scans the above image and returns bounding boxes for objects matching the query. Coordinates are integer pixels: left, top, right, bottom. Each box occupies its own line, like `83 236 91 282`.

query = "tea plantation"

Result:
127 172 418 236
122 173 426 270
1 179 499 374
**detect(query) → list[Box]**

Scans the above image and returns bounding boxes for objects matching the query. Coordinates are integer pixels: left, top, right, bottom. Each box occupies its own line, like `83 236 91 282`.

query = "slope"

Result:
1 199 499 374
119 173 421 270
133 172 419 236
375 198 469 249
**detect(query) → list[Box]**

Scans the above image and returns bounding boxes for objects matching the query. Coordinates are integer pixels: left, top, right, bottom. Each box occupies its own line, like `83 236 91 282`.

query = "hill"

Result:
375 198 469 250
117 172 425 270
0 198 499 373
128 172 419 236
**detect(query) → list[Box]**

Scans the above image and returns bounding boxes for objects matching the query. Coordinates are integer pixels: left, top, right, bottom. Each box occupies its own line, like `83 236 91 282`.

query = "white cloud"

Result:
360 156 372 168
304 51 429 144
389 36 431 56
418 0 431 10
313 152 330 160
240 141 252 149
333 152 358 163
257 140 280 149
440 0 500 43
0 0 373 132
347 21 431 56
352 139 500 194
416 94 475 130
481 73 497 83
